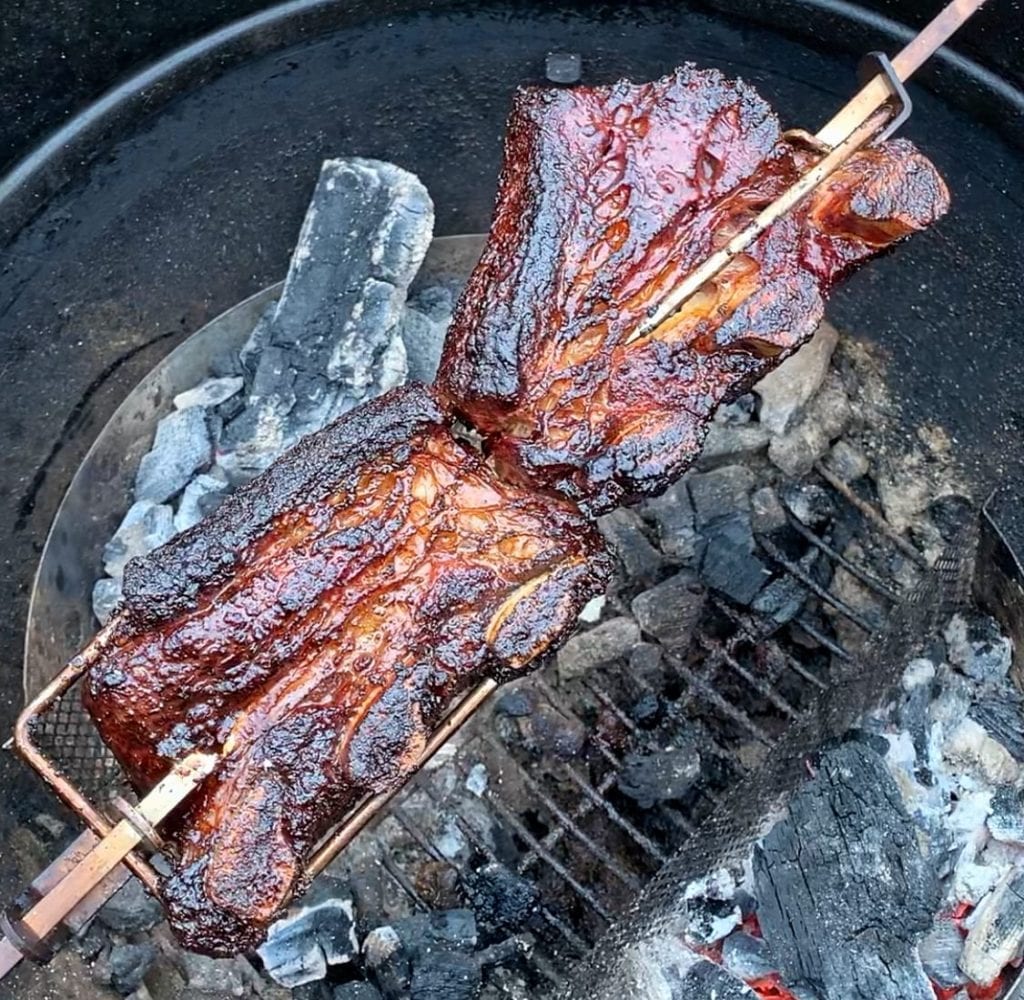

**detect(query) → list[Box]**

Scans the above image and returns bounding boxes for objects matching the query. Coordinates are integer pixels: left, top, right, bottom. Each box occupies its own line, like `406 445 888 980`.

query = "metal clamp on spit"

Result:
858 50 914 141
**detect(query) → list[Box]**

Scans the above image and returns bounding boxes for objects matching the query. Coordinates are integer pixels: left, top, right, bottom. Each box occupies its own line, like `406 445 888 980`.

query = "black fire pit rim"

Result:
1 0 1022 249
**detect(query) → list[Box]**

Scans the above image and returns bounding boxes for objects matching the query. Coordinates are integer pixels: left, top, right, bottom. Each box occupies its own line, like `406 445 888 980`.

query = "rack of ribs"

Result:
77 65 950 956
82 384 611 953
437 65 949 514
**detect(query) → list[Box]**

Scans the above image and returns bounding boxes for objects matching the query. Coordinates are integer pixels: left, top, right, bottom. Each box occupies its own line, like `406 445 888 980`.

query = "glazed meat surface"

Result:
82 384 610 954
437 66 950 514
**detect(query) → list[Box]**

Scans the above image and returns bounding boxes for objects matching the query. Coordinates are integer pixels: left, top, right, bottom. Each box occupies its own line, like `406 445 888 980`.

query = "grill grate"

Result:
22 467 930 991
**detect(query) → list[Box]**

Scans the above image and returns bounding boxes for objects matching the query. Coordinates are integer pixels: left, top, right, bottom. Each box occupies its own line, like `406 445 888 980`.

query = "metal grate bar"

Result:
561 765 670 863
664 654 774 745
759 535 879 632
700 638 799 719
815 461 928 568
784 511 901 602
484 791 615 924
582 683 639 735
380 850 429 910
453 816 591 956
793 617 855 661
480 738 643 892
534 679 623 770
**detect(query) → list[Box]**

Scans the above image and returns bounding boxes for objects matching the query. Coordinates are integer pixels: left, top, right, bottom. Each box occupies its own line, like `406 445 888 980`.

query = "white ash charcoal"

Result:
716 392 756 425
630 571 705 647
102 499 175 578
597 508 664 583
825 438 869 482
134 406 212 503
918 918 967 990
988 786 1024 845
943 717 1020 786
640 480 699 562
752 575 807 625
556 616 640 681
753 741 940 1000
180 951 248 995
400 306 449 383
173 375 244 411
903 657 937 691
92 576 123 625
464 762 488 797
578 594 605 622
721 931 777 981
754 321 839 434
944 614 1013 684
545 51 583 84
767 375 852 478
780 482 834 529
696 421 769 468
682 869 742 946
173 470 229 533
751 485 787 535
258 877 358 988
688 465 755 528
757 317 835 431
238 299 277 379
960 871 1024 987
953 852 1004 907
435 817 467 860
699 512 771 605
617 741 702 809
224 158 433 469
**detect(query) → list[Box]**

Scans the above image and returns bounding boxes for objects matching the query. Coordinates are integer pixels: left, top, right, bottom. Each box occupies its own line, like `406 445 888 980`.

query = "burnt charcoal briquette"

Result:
753 741 940 1000
465 862 540 931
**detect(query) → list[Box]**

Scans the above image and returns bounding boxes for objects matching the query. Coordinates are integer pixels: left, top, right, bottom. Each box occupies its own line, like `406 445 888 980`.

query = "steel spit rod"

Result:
626 0 990 344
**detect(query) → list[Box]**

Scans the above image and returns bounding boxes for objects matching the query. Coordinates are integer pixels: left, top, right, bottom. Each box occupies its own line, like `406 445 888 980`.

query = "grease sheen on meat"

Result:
82 384 610 953
437 66 950 513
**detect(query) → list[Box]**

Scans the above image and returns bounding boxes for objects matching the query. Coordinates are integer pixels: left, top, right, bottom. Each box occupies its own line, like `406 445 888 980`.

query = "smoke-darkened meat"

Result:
437 66 950 514
82 383 610 954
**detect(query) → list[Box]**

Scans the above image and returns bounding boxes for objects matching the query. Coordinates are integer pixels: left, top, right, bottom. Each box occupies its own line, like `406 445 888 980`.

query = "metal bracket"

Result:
857 51 913 141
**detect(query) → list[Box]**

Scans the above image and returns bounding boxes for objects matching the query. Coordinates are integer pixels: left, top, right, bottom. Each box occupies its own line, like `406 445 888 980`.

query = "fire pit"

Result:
1 1 1023 999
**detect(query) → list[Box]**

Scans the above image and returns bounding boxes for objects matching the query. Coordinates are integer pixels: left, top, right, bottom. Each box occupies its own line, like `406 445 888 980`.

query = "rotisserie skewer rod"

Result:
629 0 988 342
0 751 218 979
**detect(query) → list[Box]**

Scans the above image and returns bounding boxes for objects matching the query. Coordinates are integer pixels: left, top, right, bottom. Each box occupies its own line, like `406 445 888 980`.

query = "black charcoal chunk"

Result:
103 499 176 578
98 877 163 934
109 941 156 995
630 571 705 647
721 931 776 981
409 951 482 1000
666 957 758 998
754 741 940 1000
517 703 586 759
174 470 229 533
134 406 212 503
641 481 699 562
92 576 123 625
700 512 771 605
400 306 448 383
752 575 807 625
698 422 769 468
688 465 755 528
598 508 665 583
557 616 640 681
334 984 383 1000
970 690 1024 761
545 51 582 83
618 742 701 809
988 786 1024 844
780 482 834 528
751 485 787 535
465 862 540 931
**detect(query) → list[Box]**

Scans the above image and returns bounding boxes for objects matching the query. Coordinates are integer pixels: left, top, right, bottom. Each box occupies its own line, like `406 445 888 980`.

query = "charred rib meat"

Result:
82 384 610 953
437 66 950 514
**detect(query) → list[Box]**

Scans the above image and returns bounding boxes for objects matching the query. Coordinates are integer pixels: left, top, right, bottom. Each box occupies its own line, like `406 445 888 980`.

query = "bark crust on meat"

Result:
83 383 610 954
437 65 949 514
